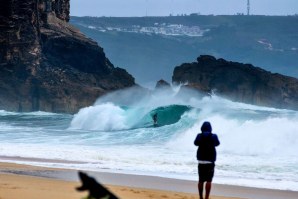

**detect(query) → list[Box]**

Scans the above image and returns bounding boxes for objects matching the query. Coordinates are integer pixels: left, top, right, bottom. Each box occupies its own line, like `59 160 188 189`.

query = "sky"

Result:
71 0 298 17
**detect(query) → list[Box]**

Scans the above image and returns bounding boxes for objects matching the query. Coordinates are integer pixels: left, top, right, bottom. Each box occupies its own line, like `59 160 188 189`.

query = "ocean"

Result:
0 87 297 191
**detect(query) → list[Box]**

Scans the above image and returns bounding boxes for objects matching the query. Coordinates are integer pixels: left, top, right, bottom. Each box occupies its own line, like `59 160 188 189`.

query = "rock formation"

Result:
0 0 135 113
173 55 298 110
155 79 171 89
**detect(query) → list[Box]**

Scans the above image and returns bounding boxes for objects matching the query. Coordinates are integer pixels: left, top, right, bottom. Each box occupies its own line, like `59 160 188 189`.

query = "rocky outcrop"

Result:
173 55 298 110
155 79 171 89
0 0 135 113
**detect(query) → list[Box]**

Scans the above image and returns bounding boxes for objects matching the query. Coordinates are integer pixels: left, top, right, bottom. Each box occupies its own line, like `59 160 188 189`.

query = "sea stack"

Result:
0 0 135 113
173 55 298 110
155 79 171 89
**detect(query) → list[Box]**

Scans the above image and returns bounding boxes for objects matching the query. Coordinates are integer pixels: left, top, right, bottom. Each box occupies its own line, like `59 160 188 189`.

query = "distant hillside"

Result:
71 15 298 87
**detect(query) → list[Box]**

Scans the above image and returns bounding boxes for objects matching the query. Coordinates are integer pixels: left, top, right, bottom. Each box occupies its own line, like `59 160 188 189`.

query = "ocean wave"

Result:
69 103 192 131
1 87 298 191
0 110 63 116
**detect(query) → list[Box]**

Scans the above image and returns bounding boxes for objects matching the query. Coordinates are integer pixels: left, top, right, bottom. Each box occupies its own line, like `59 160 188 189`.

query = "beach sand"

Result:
0 161 297 199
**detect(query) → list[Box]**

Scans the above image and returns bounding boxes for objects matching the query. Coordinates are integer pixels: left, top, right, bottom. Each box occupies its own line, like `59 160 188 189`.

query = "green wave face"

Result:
135 105 191 128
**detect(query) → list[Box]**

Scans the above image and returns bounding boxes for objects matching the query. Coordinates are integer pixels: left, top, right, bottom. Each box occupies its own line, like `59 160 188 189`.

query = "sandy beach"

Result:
0 161 298 199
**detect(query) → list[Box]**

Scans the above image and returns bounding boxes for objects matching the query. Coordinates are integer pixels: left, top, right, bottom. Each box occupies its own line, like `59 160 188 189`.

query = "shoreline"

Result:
0 161 298 199
1 155 297 191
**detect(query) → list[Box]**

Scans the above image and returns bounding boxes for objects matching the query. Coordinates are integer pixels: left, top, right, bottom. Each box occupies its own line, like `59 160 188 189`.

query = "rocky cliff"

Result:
173 55 298 110
0 0 135 113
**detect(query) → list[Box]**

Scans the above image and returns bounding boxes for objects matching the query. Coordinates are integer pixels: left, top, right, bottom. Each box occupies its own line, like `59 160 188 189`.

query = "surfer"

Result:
194 121 220 199
152 113 158 126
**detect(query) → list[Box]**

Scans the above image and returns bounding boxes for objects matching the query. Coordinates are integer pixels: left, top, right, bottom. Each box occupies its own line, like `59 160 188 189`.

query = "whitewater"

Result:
0 86 298 191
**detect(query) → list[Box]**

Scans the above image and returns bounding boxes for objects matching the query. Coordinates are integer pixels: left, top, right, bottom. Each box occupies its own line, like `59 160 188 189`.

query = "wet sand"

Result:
0 161 297 199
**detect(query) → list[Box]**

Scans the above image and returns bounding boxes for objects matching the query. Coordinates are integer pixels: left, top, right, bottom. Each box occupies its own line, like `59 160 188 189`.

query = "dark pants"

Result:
198 163 215 182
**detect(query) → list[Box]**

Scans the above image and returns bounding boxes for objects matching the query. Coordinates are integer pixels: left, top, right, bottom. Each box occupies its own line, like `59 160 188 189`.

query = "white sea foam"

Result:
0 110 19 116
70 103 128 131
168 113 298 156
1 87 298 191
0 110 60 116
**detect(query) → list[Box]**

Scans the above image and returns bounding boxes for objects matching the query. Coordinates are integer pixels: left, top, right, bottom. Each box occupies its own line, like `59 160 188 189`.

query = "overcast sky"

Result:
71 0 298 17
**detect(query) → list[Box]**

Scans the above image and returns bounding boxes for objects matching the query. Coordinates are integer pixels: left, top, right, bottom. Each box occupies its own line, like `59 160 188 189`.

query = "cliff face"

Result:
173 55 298 110
0 0 135 113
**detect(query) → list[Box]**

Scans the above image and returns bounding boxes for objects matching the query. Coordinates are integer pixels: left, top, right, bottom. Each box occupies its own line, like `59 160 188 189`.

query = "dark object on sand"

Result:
77 171 119 199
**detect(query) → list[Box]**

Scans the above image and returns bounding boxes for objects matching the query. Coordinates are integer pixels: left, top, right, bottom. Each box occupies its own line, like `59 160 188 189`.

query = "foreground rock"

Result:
173 55 298 110
0 0 135 113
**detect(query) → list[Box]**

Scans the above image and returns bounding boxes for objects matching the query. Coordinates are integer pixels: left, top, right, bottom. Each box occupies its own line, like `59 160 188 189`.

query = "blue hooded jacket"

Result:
194 122 220 162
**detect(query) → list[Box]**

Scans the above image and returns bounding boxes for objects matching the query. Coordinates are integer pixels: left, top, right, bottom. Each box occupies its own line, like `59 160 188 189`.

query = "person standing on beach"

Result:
194 121 220 199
